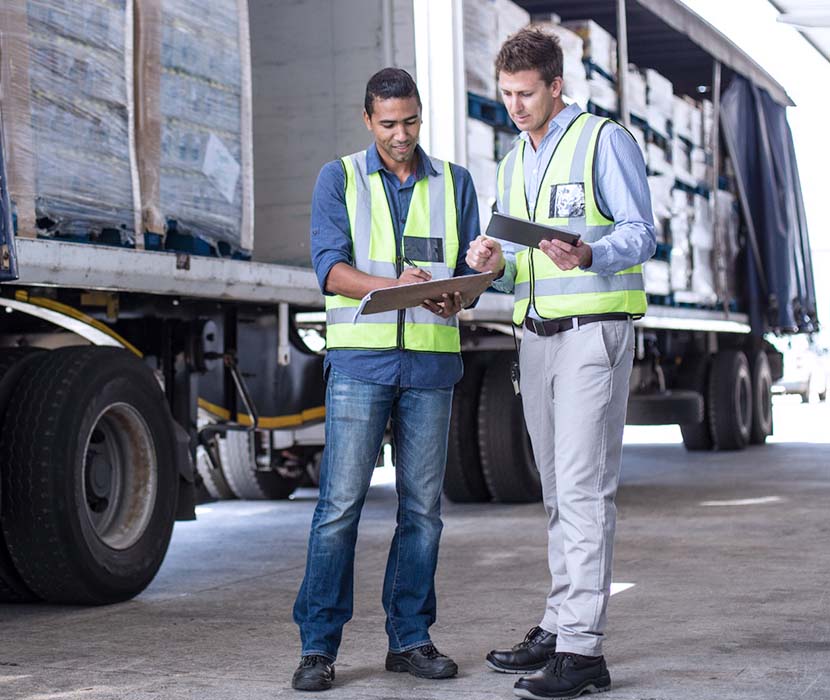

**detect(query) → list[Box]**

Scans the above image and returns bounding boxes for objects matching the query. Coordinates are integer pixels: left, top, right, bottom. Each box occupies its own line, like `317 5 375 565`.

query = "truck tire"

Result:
478 361 541 503
748 350 773 444
708 350 753 450
195 441 236 500
443 357 490 503
0 348 46 602
220 430 301 500
0 347 179 604
677 355 714 451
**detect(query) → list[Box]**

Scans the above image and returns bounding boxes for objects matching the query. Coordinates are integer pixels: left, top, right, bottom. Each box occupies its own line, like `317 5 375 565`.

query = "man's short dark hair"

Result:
495 27 564 85
364 67 421 116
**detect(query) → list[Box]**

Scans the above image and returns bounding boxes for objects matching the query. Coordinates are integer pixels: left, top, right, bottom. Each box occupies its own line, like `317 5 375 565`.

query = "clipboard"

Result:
355 271 495 318
485 212 580 247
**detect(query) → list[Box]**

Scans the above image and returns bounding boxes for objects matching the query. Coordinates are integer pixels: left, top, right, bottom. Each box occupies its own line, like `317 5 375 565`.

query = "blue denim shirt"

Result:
311 144 480 388
493 103 656 301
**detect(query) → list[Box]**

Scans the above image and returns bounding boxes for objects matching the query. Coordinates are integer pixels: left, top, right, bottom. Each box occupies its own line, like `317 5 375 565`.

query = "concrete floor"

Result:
1 396 829 700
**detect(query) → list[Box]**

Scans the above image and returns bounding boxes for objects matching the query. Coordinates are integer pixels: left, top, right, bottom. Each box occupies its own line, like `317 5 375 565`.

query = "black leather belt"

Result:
523 313 631 337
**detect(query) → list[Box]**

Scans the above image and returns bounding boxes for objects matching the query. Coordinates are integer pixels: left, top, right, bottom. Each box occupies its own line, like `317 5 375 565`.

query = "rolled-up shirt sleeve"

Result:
586 126 657 276
310 160 353 295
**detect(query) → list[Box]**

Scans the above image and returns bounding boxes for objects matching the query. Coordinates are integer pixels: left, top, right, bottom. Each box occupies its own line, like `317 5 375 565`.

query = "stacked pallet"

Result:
135 0 253 254
463 0 529 231
0 0 140 244
0 0 253 256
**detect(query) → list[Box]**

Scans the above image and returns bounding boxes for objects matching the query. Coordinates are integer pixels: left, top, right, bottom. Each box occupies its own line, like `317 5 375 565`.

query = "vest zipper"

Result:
395 253 404 350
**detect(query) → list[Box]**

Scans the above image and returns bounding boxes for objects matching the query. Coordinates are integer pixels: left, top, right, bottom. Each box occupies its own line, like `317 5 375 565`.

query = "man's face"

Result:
364 96 422 165
498 70 562 133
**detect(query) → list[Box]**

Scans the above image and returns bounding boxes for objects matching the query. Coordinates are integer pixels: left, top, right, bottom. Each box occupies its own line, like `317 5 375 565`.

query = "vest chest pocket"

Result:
550 182 585 219
403 236 444 263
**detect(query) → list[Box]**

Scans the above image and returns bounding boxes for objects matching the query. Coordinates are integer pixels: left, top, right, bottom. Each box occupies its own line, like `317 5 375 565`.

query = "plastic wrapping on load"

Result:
562 19 616 78
467 155 497 202
646 142 669 175
648 173 673 244
463 0 498 99
647 105 669 139
648 174 674 220
628 125 646 156
464 0 530 100
467 118 496 161
588 72 617 113
0 0 140 243
672 138 694 186
690 246 717 304
701 98 714 149
626 66 647 120
690 146 708 183
644 259 671 296
135 0 253 254
690 194 713 249
536 22 588 108
672 96 692 141
670 246 691 291
644 68 673 113
688 98 703 147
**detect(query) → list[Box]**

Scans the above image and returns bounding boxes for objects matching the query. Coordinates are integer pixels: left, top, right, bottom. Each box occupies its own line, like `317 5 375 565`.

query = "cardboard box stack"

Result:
626 65 647 120
467 119 498 232
563 19 616 77
462 0 529 230
564 20 617 113
0 0 140 243
644 68 672 138
534 18 589 108
135 0 253 255
464 0 530 100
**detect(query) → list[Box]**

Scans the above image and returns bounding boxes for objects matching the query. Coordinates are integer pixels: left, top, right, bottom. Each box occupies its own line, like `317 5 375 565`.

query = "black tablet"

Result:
485 212 581 248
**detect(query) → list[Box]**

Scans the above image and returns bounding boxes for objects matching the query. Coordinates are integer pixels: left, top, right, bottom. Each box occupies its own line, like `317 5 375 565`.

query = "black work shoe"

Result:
385 643 458 679
486 626 558 674
292 655 335 692
513 652 611 699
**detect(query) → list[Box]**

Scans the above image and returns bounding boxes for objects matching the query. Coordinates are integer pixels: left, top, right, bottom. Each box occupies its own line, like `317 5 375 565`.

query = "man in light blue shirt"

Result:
492 102 655 297
467 27 656 699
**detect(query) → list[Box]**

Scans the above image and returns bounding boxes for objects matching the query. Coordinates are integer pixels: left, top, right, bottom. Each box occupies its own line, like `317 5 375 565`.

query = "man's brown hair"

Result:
494 26 564 85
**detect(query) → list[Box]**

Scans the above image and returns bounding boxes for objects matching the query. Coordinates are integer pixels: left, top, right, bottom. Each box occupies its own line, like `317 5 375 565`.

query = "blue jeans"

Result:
293 369 453 661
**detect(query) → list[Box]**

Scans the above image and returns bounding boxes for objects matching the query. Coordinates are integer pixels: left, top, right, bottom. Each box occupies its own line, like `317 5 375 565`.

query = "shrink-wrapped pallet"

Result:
626 66 647 120
0 0 140 243
534 20 589 107
562 19 616 78
644 259 671 296
588 72 617 113
464 0 529 99
135 0 253 254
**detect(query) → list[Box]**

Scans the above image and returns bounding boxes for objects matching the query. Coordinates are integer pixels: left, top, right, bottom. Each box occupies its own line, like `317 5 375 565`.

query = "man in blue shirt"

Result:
292 68 480 692
467 28 656 699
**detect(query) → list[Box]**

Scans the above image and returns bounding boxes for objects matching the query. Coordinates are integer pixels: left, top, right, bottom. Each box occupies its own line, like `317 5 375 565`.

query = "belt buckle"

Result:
527 318 544 336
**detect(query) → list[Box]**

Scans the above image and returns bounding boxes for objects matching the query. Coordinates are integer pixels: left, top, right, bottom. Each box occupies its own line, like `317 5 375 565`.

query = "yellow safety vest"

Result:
325 149 461 353
496 112 647 325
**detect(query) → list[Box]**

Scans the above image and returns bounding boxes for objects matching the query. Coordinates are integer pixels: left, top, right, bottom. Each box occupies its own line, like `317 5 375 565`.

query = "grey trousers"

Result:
519 318 634 656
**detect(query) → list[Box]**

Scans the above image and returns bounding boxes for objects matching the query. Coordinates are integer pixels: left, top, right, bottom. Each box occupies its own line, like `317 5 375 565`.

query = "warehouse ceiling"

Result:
514 0 794 104
770 0 830 62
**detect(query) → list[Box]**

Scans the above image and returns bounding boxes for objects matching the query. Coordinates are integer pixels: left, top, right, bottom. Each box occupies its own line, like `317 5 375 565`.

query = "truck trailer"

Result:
0 0 817 605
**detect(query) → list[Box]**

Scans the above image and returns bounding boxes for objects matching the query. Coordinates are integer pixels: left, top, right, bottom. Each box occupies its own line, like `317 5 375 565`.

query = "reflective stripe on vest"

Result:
497 112 647 324
324 149 460 353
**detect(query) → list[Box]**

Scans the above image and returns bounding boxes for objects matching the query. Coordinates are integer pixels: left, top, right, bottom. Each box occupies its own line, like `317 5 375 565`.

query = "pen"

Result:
402 255 420 269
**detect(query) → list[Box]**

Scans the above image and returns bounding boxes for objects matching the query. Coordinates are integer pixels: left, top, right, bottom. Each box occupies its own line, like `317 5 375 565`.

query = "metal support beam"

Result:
616 0 631 128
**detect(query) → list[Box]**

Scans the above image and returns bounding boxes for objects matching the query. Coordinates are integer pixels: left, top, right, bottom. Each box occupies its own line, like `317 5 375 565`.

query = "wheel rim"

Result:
81 403 158 550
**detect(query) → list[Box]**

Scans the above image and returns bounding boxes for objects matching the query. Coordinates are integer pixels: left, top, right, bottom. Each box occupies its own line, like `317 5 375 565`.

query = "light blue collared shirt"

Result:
492 103 656 299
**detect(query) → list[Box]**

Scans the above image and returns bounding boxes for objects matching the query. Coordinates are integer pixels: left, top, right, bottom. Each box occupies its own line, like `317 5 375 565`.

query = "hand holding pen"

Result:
397 256 432 285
